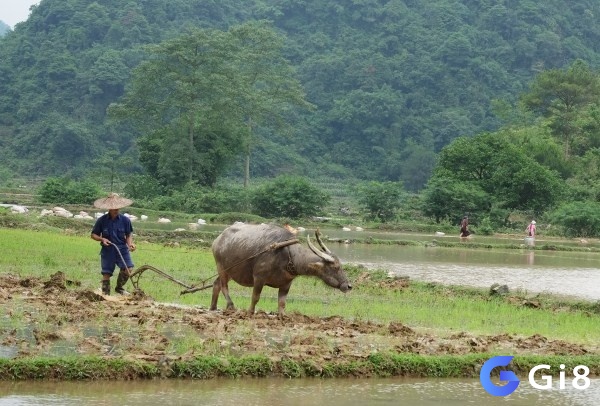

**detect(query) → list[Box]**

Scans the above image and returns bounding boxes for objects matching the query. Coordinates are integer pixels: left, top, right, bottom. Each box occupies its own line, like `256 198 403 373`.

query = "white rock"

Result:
124 213 138 221
158 217 171 223
297 227 306 232
140 215 148 221
40 209 54 217
188 223 199 230
174 228 186 232
342 227 351 231
197 218 207 225
10 205 28 213
355 226 364 231
435 231 445 236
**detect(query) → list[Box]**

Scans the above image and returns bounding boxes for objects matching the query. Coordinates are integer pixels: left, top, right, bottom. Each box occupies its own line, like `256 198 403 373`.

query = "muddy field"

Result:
1 271 597 371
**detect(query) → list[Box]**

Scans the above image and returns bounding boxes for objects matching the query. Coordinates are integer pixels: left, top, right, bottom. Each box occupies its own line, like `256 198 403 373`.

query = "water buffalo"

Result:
210 223 352 316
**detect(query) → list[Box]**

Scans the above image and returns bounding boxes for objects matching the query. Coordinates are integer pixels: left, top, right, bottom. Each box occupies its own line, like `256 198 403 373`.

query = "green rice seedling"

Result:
2 227 600 346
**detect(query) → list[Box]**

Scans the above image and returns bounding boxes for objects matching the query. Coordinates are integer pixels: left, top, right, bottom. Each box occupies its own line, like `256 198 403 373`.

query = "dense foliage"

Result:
251 175 330 218
3 0 600 189
109 21 310 189
358 181 404 223
4 1 600 235
549 201 600 237
39 177 102 204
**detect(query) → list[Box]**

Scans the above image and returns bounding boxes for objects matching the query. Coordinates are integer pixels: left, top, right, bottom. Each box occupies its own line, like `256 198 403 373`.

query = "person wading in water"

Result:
460 215 471 239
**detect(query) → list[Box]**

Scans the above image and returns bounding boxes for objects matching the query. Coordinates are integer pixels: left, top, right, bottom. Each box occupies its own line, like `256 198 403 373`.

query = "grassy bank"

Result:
2 354 600 380
1 223 600 380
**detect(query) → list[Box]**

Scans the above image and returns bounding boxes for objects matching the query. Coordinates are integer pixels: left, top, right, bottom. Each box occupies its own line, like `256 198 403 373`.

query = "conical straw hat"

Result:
93 193 133 209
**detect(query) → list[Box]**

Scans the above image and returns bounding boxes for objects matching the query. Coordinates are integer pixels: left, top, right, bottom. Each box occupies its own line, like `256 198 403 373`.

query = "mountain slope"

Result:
1 0 600 189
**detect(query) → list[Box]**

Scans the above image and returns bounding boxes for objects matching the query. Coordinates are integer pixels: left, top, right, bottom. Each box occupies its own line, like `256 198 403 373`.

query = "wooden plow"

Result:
129 265 214 295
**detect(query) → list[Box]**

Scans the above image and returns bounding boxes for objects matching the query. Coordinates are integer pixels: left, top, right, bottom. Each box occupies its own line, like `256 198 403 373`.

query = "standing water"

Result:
334 241 600 301
1 378 599 405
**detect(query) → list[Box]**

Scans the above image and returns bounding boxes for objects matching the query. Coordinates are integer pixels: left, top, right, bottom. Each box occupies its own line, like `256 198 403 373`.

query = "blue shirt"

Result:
91 213 133 247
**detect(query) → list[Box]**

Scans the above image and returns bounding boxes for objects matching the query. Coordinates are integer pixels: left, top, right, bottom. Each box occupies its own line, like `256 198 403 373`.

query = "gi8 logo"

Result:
480 356 520 396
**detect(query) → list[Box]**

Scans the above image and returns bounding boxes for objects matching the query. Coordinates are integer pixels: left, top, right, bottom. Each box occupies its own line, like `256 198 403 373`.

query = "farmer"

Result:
526 220 537 237
460 215 470 238
91 193 136 295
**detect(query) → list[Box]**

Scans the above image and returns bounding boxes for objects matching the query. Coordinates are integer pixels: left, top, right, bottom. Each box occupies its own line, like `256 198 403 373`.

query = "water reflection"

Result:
1 378 599 405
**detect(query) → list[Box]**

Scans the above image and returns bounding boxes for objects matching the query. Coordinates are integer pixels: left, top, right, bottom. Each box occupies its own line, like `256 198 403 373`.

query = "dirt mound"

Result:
0 273 597 363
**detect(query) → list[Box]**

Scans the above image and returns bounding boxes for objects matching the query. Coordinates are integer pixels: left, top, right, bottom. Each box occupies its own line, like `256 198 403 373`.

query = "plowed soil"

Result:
0 272 596 366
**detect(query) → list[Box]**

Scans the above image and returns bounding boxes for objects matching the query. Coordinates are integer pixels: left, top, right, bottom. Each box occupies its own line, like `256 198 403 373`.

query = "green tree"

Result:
521 59 600 158
39 177 101 204
431 132 563 215
420 175 490 223
251 175 329 219
109 26 243 187
357 181 404 223
109 22 309 189
228 21 313 187
550 201 600 237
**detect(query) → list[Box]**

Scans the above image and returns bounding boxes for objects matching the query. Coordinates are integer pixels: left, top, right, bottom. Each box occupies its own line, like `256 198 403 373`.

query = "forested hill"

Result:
1 0 600 190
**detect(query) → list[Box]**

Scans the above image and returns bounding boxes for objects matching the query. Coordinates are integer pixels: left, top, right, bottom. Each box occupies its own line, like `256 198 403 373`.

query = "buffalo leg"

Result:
220 277 235 310
277 283 292 318
249 283 264 314
210 276 221 310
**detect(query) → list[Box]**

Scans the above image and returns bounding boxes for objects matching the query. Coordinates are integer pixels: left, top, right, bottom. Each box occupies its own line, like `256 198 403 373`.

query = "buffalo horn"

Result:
315 228 332 254
307 234 335 263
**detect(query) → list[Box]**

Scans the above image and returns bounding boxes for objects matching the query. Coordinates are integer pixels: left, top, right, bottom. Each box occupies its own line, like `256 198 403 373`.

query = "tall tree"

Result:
109 21 310 188
113 26 242 186
228 21 313 187
521 59 600 158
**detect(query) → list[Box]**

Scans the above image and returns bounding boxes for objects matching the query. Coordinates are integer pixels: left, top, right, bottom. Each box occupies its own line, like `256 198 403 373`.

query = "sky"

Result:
0 0 41 28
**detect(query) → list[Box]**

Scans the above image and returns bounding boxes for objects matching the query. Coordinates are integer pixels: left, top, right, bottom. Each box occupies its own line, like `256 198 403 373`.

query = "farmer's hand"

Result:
128 243 136 252
100 238 110 246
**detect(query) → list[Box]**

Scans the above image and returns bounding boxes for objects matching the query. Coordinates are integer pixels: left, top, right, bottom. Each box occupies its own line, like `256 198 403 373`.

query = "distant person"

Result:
91 193 136 295
460 216 470 238
526 220 536 237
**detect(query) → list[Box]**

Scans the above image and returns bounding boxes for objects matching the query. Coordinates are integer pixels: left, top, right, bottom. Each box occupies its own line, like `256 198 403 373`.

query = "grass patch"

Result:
2 354 600 380
1 228 599 345
2 223 600 381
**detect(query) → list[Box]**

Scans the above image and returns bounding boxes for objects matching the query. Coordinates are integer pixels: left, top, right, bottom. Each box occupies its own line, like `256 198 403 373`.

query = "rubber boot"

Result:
115 270 130 295
101 280 110 295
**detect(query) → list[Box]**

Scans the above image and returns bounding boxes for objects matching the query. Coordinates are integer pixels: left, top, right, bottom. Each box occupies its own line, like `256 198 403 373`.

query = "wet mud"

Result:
0 272 596 365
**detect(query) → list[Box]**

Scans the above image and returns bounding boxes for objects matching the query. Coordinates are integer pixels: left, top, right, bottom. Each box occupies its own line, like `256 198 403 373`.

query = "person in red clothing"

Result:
526 220 536 237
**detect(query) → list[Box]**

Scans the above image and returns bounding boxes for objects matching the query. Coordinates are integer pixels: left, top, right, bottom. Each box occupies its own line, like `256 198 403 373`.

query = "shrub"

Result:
39 178 102 205
358 181 404 223
124 175 164 200
549 201 600 237
250 176 330 219
143 183 250 214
